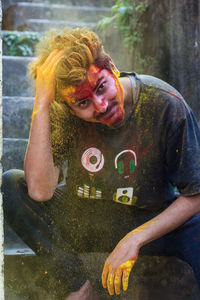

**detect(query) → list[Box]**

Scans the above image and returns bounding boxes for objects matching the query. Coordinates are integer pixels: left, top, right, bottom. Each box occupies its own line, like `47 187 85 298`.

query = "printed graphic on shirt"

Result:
77 147 104 199
114 150 137 178
81 147 104 173
113 150 137 205
77 148 137 204
77 184 102 199
113 187 134 205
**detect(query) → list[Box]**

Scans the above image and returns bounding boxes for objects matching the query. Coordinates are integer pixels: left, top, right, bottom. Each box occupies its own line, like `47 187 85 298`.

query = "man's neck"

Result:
120 76 134 122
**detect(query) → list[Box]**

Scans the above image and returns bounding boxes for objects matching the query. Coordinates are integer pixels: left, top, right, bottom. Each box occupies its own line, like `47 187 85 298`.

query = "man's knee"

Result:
2 169 27 213
2 169 25 192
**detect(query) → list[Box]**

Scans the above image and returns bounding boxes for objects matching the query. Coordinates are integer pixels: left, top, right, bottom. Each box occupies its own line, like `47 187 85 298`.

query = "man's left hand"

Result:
102 233 139 295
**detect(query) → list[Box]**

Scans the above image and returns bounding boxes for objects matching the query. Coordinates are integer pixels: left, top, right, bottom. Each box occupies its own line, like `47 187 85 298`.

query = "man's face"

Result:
61 65 125 127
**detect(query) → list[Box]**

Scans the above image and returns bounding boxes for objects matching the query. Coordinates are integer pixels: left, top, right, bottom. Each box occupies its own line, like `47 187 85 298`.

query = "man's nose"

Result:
92 96 108 113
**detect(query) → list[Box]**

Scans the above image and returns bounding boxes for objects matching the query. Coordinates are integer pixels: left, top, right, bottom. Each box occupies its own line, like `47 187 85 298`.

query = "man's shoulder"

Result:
135 74 192 118
137 74 183 100
120 71 183 100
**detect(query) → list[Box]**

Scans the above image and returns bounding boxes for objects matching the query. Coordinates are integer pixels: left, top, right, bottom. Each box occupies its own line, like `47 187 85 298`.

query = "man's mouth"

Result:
96 101 118 122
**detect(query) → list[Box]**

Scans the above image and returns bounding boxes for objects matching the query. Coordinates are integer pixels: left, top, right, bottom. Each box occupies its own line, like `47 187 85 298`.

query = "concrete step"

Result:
4 251 200 300
3 200 200 299
3 212 200 299
80 254 200 300
3 219 200 300
3 56 34 97
3 0 115 11
3 138 28 171
4 255 51 300
3 96 33 139
21 18 97 32
3 2 111 31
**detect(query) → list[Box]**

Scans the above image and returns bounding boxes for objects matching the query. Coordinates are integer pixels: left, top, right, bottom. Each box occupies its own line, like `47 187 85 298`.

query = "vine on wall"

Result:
98 0 148 47
97 0 152 72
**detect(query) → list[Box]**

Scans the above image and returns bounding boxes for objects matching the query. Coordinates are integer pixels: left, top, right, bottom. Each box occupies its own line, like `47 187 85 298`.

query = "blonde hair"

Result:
29 27 114 96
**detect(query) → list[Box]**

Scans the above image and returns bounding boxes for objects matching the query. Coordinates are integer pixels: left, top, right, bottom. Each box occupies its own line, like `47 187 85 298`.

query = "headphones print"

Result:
115 150 137 176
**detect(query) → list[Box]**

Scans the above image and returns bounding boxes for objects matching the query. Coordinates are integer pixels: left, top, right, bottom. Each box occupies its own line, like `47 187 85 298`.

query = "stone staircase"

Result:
2 0 200 299
3 2 110 31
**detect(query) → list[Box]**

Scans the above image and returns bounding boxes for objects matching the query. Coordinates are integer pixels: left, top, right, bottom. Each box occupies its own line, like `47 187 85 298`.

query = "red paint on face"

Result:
63 65 101 102
100 98 106 107
62 64 125 127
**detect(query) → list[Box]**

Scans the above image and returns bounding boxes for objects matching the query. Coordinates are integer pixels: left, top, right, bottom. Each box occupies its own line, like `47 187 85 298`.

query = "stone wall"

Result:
140 0 200 122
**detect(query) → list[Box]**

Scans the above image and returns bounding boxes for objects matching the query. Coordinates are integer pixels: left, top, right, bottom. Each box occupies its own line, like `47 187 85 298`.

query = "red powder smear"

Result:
87 64 102 86
63 65 102 103
62 65 123 104
100 98 106 107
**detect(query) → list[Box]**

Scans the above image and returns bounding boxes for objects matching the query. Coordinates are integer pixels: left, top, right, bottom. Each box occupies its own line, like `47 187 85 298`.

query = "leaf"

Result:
2 32 41 56
97 16 116 29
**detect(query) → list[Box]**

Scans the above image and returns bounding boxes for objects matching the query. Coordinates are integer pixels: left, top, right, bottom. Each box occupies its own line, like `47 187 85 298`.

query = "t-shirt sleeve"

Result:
165 99 200 196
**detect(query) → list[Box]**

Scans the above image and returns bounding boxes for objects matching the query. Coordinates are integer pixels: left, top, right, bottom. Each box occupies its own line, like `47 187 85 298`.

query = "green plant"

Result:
97 0 148 48
2 32 41 56
97 0 152 73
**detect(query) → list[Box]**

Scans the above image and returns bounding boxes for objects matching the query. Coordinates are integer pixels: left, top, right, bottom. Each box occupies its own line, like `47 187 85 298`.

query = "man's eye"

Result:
78 99 90 108
98 82 106 92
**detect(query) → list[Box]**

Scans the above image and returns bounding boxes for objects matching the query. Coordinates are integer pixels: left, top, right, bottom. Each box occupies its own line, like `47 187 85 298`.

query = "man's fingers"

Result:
40 49 59 69
41 49 64 71
114 267 122 295
121 260 135 292
107 271 115 296
42 49 59 66
49 50 65 72
102 263 109 288
122 267 132 291
103 259 137 295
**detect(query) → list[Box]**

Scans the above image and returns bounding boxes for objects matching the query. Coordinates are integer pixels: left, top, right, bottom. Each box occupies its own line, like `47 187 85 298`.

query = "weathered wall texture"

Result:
141 0 200 122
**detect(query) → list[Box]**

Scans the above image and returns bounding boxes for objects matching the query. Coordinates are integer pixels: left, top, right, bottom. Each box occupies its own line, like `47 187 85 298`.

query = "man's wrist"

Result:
126 230 144 250
129 226 152 249
33 98 51 115
35 96 51 107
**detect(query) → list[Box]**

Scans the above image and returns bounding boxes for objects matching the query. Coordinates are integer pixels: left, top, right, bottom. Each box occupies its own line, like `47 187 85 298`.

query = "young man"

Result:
2 27 200 299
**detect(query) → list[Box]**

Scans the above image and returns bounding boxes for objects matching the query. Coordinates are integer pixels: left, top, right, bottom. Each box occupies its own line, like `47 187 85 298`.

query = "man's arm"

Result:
102 193 200 295
25 49 64 201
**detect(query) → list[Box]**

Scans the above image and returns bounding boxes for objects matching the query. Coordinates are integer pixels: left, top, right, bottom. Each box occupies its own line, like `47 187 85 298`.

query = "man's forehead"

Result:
62 65 105 102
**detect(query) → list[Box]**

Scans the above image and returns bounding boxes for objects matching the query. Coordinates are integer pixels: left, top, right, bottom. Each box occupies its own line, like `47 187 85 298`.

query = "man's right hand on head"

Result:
34 49 64 110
